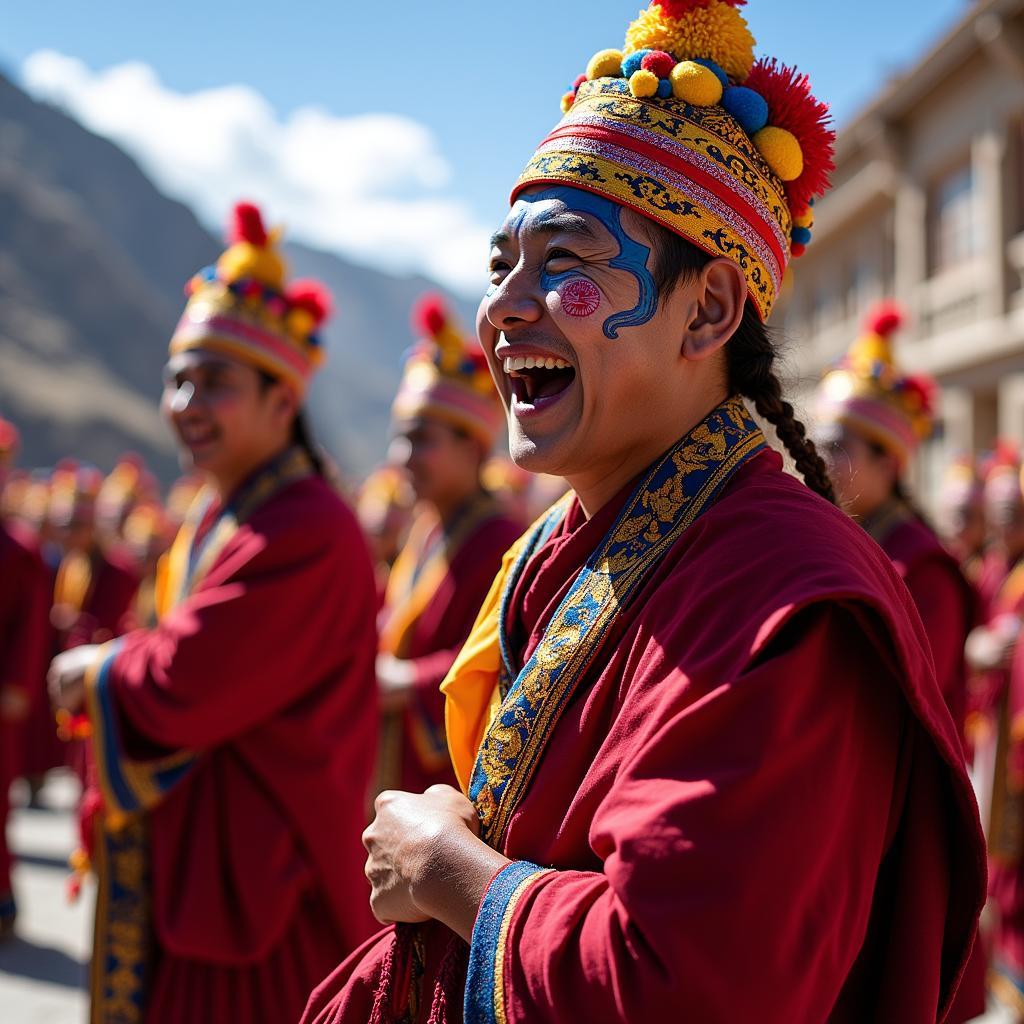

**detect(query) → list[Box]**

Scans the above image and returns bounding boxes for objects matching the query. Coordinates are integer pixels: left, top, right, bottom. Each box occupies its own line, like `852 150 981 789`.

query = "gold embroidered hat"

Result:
513 0 834 320
815 302 935 466
392 295 504 449
171 202 332 396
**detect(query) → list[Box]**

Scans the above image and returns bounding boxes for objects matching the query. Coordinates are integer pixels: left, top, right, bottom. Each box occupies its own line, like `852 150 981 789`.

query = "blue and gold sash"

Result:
85 446 313 1024
445 396 766 848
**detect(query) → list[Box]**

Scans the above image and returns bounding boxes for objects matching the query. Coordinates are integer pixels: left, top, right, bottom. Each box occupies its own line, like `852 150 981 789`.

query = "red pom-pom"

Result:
229 201 268 246
743 59 835 212
286 280 333 328
789 242 806 258
573 74 587 90
655 0 745 14
641 51 676 78
413 293 448 338
0 417 20 452
863 300 904 338
986 439 1022 475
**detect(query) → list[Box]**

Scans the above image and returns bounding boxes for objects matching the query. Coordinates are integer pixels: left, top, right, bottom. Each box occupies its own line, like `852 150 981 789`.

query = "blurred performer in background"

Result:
119 501 175 630
814 304 974 745
48 202 379 1024
940 455 988 586
375 296 522 795
356 464 416 608
96 453 159 550
814 304 984 1021
968 444 1024 1015
0 416 49 937
304 3 983 1021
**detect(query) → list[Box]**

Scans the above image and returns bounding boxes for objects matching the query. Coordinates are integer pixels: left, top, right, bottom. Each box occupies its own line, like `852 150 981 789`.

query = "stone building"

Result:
779 0 1024 502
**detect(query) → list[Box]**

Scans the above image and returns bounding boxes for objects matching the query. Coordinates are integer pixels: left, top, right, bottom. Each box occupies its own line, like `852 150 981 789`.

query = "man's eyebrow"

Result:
490 213 600 248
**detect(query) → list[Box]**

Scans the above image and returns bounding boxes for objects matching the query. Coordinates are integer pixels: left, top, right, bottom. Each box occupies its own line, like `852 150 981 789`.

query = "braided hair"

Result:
650 225 835 503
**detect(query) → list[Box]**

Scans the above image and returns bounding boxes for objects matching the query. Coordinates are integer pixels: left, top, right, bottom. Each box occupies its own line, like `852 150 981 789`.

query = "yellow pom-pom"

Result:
670 60 723 106
587 49 623 80
560 91 575 113
624 2 755 83
628 68 660 99
793 210 814 229
286 307 316 339
217 241 287 290
753 126 804 182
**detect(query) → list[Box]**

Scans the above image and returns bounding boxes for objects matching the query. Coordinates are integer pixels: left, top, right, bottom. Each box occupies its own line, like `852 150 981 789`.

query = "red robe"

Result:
377 498 521 794
0 521 50 915
305 445 984 1024
84 467 380 1024
868 505 984 1022
20 546 139 780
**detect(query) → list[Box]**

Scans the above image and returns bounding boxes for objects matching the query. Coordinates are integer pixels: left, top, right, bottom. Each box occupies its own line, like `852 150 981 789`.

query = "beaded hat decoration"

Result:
513 0 834 320
816 302 936 466
392 294 504 449
171 202 332 397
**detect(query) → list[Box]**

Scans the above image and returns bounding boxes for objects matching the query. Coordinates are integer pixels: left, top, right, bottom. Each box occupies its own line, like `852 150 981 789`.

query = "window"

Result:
929 160 980 273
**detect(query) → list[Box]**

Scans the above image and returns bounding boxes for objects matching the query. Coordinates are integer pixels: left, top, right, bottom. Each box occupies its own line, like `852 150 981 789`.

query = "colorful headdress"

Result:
815 302 936 466
391 295 504 449
0 416 19 464
49 460 103 527
941 454 984 511
97 453 158 531
171 202 332 396
984 440 1024 506
357 465 416 533
513 0 834 320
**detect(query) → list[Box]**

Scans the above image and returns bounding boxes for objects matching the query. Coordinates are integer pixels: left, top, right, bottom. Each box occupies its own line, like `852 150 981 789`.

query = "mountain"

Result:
0 68 476 483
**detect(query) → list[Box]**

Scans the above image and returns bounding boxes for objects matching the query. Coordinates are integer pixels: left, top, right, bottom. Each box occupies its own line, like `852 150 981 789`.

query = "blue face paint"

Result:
506 186 658 340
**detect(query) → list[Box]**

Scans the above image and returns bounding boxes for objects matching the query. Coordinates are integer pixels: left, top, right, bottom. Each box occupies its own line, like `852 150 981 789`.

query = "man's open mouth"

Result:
503 355 576 406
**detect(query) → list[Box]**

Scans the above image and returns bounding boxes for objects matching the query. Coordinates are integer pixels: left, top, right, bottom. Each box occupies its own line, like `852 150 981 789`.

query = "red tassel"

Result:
229 201 268 246
863 300 904 338
655 0 745 14
744 58 835 212
412 293 448 338
286 280 333 328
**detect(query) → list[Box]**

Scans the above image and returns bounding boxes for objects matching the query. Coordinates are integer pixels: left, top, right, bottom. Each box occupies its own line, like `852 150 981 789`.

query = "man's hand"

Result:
48 645 100 714
362 784 512 941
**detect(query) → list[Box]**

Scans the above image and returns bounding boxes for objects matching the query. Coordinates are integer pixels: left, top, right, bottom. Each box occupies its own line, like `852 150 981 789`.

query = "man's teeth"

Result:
503 355 572 373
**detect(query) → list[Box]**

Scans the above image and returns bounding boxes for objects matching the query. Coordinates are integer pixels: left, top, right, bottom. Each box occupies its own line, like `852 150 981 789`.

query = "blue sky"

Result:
1 0 968 293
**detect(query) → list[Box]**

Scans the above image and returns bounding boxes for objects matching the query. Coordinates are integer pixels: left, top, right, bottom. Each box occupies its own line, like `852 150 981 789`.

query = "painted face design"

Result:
507 187 658 340
558 277 601 318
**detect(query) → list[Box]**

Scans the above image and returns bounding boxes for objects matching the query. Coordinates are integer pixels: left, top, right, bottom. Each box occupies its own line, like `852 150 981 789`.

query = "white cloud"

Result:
20 50 490 294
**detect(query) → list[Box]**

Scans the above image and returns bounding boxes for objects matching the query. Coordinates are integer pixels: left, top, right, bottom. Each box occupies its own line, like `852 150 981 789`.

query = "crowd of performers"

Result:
4 0 1024 1020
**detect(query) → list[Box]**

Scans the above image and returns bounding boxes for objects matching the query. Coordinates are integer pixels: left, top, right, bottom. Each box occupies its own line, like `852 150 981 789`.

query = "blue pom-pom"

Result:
199 265 217 281
656 79 672 98
721 87 768 134
693 58 728 89
621 50 651 78
791 226 812 245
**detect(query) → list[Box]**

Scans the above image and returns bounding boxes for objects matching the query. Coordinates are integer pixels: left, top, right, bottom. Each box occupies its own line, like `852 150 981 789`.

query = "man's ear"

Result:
682 258 746 361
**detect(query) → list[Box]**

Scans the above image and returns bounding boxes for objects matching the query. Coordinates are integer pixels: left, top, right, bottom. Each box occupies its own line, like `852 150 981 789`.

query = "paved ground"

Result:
0 774 89 1024
0 774 1010 1023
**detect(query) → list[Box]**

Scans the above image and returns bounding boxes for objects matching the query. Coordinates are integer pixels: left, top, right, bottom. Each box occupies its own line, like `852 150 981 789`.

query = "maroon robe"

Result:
21 547 139 780
868 505 985 1022
85 471 380 1024
304 448 984 1024
0 522 49 916
378 503 522 795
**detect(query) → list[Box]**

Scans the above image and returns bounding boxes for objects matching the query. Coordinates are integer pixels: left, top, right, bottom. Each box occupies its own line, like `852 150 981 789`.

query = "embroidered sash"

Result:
468 396 766 846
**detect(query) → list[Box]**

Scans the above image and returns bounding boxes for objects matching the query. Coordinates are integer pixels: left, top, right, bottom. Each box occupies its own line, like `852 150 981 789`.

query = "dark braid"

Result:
650 224 836 503
257 370 326 477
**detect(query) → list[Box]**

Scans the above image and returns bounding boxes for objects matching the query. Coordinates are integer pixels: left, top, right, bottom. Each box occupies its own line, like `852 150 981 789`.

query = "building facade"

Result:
780 0 1024 503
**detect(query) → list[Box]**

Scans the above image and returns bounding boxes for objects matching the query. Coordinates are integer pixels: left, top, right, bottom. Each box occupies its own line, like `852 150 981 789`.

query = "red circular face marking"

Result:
558 278 601 318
